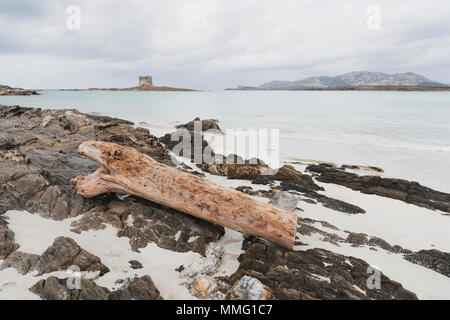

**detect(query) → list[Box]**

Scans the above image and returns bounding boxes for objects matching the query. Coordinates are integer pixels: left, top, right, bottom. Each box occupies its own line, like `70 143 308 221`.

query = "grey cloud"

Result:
0 1 52 18
0 0 449 89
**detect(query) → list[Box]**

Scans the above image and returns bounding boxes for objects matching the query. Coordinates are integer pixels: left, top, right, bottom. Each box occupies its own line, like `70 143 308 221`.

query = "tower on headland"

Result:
139 75 153 87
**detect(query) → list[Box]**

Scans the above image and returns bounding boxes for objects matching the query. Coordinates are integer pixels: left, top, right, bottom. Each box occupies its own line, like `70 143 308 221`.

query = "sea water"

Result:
1 90 449 191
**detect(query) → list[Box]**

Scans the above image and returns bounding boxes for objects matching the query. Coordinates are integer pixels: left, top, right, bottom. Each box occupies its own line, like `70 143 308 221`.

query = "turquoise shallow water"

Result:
1 90 449 191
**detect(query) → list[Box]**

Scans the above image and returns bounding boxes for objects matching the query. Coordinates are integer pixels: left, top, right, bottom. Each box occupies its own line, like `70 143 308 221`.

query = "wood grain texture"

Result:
70 141 296 249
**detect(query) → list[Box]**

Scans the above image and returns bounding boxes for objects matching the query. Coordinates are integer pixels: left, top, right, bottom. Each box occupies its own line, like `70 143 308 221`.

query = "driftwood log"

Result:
70 141 297 249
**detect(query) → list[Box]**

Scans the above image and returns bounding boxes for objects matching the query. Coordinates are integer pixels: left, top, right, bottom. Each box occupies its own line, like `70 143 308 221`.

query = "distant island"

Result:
227 71 450 91
62 75 198 92
0 85 39 96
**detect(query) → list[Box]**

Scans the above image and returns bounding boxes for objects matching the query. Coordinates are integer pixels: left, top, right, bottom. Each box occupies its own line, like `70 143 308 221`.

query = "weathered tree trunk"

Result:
70 141 297 249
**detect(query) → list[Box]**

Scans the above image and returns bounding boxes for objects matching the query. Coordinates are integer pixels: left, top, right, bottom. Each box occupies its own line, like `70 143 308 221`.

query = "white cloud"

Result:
0 0 449 89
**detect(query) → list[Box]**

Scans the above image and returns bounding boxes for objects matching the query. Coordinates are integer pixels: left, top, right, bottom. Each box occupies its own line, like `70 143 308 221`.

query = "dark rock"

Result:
160 129 216 165
0 226 19 259
199 154 268 180
111 275 162 300
30 274 163 300
175 265 185 272
113 277 133 290
319 197 366 214
346 233 369 246
8 172 48 201
251 176 271 185
0 105 224 257
306 164 450 212
271 165 323 191
341 165 360 170
69 197 225 256
118 200 224 255
70 205 123 233
235 186 278 199
82 113 134 125
300 218 340 231
235 186 258 196
175 117 223 133
200 160 266 180
32 237 109 276
0 195 12 220
186 170 206 178
0 216 7 228
29 277 111 300
280 182 365 214
368 237 393 251
0 104 428 301
0 251 40 274
0 107 98 220
230 243 417 300
296 218 345 246
300 198 317 204
129 260 143 269
94 123 170 164
280 181 318 194
0 104 167 190
200 163 324 193
404 249 450 278
163 123 275 183
392 245 406 254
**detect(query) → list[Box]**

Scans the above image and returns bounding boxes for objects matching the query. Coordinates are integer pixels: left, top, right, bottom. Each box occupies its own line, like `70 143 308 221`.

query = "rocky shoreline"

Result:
0 85 38 96
61 85 198 92
226 85 450 92
1 104 449 300
227 71 450 91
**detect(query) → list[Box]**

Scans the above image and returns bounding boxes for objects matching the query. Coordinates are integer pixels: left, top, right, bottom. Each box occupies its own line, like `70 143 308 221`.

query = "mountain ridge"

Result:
232 71 448 90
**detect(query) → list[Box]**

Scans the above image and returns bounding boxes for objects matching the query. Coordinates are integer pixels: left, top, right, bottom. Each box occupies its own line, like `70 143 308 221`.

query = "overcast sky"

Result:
0 0 449 89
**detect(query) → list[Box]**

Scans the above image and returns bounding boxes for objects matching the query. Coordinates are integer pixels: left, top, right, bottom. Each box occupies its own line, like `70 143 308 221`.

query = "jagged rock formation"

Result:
200 159 267 180
30 275 162 300
1 104 448 300
0 226 19 259
117 200 224 254
234 185 277 199
0 105 224 256
296 217 450 282
0 237 109 276
159 128 217 164
30 277 111 300
32 237 109 276
280 182 366 214
306 164 450 212
175 117 223 133
128 260 143 270
110 275 162 300
404 250 450 278
231 242 418 300
0 251 40 274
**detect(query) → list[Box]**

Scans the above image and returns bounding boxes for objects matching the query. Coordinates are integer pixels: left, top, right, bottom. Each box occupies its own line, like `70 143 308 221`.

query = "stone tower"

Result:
139 76 153 87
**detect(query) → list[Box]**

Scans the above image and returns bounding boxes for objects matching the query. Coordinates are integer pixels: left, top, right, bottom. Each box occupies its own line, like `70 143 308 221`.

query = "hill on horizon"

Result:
239 71 447 90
